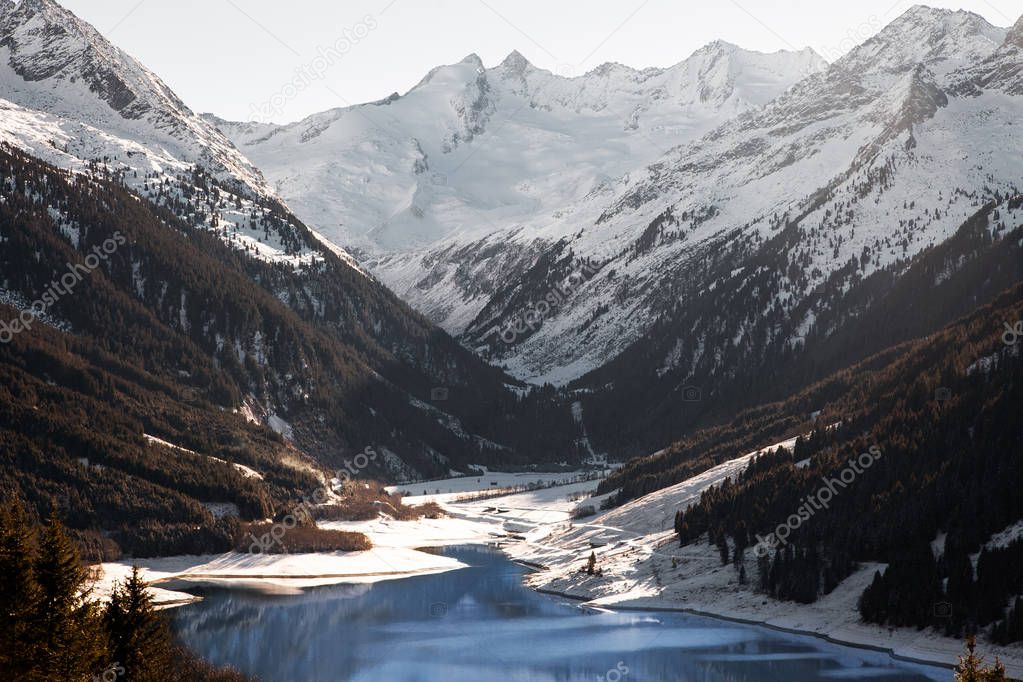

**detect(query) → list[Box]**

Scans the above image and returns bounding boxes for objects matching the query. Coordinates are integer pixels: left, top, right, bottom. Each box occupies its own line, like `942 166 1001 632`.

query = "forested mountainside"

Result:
604 282 1023 641
0 146 579 547
211 6 1023 469
579 196 1023 457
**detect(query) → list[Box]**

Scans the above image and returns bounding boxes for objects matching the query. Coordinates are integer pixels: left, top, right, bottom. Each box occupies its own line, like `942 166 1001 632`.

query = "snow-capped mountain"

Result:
0 0 586 475
497 5 1019 382
458 6 1020 384
213 42 826 331
0 0 353 268
215 6 1021 388
0 0 269 197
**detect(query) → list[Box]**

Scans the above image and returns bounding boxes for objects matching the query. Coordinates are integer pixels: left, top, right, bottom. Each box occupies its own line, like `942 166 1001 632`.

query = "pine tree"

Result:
585 552 596 575
34 512 106 680
859 570 886 623
1010 597 1023 644
105 566 173 681
955 636 1008 681
945 549 976 634
717 536 730 565
0 501 44 679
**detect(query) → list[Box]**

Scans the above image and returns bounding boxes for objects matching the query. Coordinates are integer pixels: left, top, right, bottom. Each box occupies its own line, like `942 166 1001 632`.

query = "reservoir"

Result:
171 545 948 681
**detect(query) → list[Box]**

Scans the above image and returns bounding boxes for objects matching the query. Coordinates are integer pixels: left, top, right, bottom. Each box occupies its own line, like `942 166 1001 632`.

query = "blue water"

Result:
170 545 948 682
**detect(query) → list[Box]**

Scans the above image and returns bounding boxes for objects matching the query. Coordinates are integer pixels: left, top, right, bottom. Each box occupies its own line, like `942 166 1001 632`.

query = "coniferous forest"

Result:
652 285 1023 641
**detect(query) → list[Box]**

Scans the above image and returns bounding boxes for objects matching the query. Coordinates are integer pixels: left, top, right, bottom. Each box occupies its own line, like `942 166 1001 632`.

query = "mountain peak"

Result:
837 4 1003 74
1007 14 1023 48
4 0 86 24
410 53 490 93
0 0 180 116
0 0 271 197
697 38 741 54
499 49 534 74
2 0 88 32
898 4 955 20
887 4 995 34
460 53 484 68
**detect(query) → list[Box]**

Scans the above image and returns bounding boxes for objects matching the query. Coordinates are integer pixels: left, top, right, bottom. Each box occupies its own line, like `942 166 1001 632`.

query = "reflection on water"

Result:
171 545 947 682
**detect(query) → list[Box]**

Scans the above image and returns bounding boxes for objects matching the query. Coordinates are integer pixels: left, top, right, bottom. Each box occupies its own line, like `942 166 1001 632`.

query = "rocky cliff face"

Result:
0 0 269 197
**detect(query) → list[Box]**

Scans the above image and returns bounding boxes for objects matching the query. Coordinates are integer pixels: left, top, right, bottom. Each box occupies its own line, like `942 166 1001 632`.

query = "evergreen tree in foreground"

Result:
0 502 44 679
0 499 250 681
34 512 107 680
105 566 173 681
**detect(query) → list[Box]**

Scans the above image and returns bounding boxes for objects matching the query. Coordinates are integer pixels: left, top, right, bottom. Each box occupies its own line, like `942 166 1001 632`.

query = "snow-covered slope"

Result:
213 43 825 332
497 438 1023 678
0 0 270 196
0 0 364 268
0 95 334 266
460 6 1021 383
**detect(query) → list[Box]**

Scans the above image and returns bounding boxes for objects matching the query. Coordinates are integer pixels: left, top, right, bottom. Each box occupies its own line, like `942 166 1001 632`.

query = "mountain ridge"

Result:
210 36 826 337
0 0 272 197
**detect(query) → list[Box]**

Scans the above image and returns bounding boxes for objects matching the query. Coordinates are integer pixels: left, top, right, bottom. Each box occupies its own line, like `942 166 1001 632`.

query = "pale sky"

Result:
56 0 1021 124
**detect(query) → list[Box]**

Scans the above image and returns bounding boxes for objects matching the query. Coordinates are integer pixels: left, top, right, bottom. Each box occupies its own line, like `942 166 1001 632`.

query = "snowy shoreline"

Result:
473 454 1023 679
514 553 968 676
531 584 957 674
405 462 1023 678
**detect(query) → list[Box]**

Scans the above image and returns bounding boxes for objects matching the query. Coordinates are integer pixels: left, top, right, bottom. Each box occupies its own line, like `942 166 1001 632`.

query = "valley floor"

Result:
454 452 1023 679
100 454 1023 677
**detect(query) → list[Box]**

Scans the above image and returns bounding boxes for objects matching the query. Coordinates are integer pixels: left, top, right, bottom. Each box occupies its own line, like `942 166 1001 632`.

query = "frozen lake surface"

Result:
171 545 948 682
